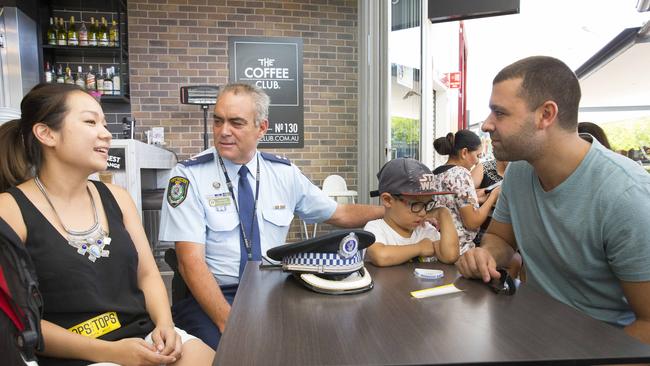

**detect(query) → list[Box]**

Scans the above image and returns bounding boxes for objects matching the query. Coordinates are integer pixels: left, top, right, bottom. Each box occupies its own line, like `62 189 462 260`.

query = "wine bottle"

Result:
88 16 98 47
111 66 120 95
67 16 78 46
86 65 96 91
44 62 53 83
96 66 105 95
64 66 74 84
56 64 65 84
75 66 86 88
47 17 57 46
103 67 113 95
79 20 88 46
57 18 67 46
109 19 119 47
98 17 109 47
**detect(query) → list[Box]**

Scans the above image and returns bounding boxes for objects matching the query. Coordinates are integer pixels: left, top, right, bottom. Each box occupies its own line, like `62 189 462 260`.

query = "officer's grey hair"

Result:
216 83 270 127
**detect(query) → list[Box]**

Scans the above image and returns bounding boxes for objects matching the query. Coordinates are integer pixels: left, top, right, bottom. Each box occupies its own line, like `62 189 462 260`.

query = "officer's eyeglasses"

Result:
393 195 437 213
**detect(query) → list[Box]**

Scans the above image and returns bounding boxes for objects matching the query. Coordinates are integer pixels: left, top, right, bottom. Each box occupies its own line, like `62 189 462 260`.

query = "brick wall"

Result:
128 0 359 239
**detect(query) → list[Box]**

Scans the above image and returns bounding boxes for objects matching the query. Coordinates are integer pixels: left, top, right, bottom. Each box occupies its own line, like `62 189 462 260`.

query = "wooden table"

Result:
214 262 650 365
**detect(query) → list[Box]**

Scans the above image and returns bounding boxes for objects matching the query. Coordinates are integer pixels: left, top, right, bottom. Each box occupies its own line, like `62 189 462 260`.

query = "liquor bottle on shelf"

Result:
56 64 65 84
44 62 53 83
79 20 88 46
86 65 96 91
64 66 74 84
57 18 67 46
47 17 57 46
75 66 86 89
98 17 109 47
67 16 78 46
109 19 119 47
96 67 105 95
96 18 102 45
111 66 120 95
103 67 113 95
88 16 98 47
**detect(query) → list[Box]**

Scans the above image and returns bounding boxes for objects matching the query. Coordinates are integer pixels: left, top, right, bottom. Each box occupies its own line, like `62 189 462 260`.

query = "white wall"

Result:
428 21 461 167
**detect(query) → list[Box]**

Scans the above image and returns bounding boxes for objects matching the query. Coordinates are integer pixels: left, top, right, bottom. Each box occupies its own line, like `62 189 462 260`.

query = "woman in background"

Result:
471 158 508 201
0 83 214 366
432 130 500 255
470 158 508 240
578 122 611 149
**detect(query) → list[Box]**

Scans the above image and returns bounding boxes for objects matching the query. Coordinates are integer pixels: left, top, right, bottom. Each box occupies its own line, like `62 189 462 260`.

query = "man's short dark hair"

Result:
493 56 581 130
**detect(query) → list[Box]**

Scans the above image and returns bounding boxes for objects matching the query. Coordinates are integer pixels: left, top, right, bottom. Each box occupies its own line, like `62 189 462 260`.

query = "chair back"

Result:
164 248 190 305
322 174 357 204
322 174 348 193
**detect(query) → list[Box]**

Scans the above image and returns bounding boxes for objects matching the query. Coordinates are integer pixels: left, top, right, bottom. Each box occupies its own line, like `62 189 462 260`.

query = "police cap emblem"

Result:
339 233 358 258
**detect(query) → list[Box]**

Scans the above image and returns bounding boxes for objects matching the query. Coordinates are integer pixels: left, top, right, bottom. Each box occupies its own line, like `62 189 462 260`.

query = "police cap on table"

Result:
267 230 375 295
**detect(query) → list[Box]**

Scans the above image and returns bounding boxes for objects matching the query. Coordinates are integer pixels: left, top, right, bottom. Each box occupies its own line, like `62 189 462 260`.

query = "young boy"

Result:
365 158 459 266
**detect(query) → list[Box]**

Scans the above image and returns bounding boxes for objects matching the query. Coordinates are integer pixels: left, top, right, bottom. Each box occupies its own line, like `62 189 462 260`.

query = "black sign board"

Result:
107 148 125 171
229 37 304 148
428 0 519 23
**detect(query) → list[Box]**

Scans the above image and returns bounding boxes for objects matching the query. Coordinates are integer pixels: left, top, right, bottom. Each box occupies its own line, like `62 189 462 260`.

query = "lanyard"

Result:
217 153 260 260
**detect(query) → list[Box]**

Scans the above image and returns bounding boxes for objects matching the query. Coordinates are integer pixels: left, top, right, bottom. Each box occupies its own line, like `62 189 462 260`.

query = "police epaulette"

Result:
260 152 291 166
179 153 214 167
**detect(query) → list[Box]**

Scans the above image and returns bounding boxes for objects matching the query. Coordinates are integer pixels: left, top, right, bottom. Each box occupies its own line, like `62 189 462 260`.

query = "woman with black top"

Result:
0 84 214 366
432 130 500 255
471 159 508 204
470 159 522 279
470 159 508 242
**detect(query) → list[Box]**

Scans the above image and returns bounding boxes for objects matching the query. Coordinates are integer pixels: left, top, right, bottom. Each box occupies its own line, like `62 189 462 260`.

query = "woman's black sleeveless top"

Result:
8 181 153 366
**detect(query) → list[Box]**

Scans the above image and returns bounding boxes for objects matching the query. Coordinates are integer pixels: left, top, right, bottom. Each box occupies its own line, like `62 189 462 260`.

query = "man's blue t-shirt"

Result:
493 140 650 326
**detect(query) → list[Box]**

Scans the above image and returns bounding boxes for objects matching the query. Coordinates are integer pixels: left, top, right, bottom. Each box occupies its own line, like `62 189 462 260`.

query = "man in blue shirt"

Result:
159 83 384 349
456 56 650 344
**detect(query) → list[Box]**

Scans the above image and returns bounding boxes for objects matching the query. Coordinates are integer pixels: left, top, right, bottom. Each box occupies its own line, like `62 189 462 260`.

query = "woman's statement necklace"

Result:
34 176 111 262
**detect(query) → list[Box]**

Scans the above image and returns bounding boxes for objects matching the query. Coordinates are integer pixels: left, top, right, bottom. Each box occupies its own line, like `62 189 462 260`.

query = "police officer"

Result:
159 83 384 349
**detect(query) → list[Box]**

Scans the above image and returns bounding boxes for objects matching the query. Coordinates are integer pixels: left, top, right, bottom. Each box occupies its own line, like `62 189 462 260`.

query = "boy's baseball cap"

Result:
369 158 452 197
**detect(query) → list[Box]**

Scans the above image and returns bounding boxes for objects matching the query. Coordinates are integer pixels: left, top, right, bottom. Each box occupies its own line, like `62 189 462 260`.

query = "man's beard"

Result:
491 116 540 162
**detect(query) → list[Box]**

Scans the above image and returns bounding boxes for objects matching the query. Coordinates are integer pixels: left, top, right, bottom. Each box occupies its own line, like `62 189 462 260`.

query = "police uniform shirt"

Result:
159 148 337 286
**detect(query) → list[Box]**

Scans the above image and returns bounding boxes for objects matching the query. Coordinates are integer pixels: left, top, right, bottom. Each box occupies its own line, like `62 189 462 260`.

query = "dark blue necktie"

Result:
238 165 261 277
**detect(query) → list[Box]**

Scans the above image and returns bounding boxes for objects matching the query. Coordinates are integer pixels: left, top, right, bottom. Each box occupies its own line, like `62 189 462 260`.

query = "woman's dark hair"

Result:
433 129 482 157
578 122 611 150
0 83 87 192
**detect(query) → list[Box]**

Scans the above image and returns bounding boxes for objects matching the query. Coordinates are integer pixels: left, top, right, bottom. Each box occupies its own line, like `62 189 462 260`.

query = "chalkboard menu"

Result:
229 37 304 148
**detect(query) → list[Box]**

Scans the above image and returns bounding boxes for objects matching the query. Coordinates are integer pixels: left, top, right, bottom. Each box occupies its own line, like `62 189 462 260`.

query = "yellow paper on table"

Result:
411 283 462 298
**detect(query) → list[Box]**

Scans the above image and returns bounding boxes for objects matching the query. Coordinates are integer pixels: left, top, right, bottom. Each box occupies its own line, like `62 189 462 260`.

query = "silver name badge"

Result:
207 193 231 209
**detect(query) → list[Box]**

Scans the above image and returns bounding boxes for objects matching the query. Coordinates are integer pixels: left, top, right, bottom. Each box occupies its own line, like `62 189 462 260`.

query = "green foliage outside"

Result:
391 116 420 159
601 117 650 151
391 116 419 144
